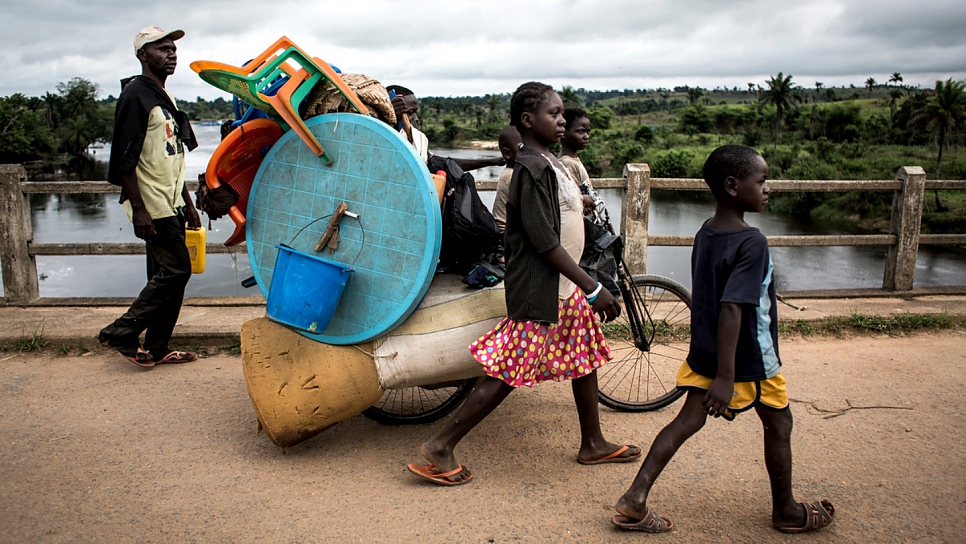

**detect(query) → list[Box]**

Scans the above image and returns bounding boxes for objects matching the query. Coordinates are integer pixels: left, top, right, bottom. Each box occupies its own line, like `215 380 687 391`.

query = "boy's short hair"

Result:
498 125 521 148
563 107 588 129
703 144 762 197
510 82 555 130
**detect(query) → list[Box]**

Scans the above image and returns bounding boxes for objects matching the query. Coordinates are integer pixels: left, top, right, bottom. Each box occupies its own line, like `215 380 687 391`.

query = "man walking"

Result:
98 26 201 367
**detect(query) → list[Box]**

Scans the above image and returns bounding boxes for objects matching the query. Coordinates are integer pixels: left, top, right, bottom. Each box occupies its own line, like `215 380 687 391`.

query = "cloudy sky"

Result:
2 0 965 101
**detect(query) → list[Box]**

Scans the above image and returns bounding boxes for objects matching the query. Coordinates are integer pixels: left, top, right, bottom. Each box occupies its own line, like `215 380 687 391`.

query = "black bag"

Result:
580 218 622 298
427 156 501 272
461 260 505 289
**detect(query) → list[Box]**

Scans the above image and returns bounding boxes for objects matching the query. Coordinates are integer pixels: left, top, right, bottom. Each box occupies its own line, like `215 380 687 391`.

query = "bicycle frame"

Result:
585 185 656 354
614 252 655 353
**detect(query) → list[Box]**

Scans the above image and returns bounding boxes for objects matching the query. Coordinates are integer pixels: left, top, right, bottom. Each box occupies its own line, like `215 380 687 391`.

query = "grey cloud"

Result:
1 0 964 100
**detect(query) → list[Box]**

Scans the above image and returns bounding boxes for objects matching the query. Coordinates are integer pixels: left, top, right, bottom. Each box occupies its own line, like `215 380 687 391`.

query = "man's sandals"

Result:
120 348 198 368
612 510 673 533
153 350 198 364
775 500 835 534
406 463 473 486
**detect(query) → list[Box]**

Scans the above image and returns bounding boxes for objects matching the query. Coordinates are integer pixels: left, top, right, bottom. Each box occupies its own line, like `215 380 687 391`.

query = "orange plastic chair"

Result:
189 36 298 76
206 118 284 246
193 37 371 160
266 67 328 161
255 48 370 163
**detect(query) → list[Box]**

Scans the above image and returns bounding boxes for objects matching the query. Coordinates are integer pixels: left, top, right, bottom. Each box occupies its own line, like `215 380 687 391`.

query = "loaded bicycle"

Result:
363 184 691 424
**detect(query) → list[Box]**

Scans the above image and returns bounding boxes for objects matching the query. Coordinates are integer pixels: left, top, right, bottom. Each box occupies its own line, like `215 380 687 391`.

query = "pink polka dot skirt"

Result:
470 289 612 388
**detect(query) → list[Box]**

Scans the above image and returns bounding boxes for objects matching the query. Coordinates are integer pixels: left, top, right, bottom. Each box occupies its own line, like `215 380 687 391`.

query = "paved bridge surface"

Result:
0 296 964 543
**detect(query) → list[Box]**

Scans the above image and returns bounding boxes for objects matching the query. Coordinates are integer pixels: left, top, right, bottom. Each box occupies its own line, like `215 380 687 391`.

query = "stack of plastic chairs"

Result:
191 36 369 165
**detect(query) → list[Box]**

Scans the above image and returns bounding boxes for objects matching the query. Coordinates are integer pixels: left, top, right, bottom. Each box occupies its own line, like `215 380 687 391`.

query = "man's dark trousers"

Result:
99 212 191 358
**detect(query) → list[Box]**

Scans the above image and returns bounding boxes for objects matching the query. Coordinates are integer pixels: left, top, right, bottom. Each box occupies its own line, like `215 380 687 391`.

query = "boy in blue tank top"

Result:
611 145 835 534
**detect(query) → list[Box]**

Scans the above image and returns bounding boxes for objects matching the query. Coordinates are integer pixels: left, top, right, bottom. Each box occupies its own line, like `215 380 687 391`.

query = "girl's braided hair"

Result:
510 82 555 130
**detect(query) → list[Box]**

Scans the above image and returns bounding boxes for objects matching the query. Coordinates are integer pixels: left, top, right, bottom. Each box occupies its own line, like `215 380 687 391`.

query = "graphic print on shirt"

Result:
160 108 182 156
757 256 780 378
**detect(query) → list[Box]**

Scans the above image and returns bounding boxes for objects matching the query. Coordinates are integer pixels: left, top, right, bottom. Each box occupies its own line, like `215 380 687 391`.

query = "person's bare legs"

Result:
571 370 641 461
418 377 514 482
615 392 707 521
755 404 807 527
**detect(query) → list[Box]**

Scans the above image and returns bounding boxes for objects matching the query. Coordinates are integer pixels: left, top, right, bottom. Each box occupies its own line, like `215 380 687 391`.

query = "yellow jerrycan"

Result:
185 226 207 274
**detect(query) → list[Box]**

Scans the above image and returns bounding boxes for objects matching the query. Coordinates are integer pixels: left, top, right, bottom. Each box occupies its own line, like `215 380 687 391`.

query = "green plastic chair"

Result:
196 45 370 162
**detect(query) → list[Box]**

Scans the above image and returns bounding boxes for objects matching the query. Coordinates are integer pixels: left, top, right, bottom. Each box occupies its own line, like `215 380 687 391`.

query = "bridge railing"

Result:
2 163 965 305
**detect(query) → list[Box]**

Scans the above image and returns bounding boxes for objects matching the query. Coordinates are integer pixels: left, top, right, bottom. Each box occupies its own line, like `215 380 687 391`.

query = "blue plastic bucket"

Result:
265 244 353 333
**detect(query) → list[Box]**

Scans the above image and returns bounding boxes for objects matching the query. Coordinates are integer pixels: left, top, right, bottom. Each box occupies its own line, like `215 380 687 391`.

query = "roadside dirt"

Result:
1 332 964 543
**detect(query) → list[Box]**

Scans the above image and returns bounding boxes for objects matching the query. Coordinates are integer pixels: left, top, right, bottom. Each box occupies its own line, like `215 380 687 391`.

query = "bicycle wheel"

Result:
362 379 476 425
598 274 691 412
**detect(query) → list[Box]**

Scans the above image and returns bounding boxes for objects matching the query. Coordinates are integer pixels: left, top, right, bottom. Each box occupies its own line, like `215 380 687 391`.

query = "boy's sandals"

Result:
153 350 198 364
612 510 673 533
775 500 835 534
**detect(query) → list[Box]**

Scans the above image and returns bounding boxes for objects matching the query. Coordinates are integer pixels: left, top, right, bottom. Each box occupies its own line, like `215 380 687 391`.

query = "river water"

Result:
8 125 965 297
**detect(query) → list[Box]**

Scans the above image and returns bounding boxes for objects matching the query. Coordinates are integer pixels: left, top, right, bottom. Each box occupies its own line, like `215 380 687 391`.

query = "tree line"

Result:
3 73 964 194
0 78 235 164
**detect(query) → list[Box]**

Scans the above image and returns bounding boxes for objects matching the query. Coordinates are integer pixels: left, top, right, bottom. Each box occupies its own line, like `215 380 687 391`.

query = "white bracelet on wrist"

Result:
585 282 603 302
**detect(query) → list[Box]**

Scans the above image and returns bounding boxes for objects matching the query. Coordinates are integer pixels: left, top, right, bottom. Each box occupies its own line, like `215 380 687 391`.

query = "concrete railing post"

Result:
883 166 926 291
622 163 650 276
0 164 39 303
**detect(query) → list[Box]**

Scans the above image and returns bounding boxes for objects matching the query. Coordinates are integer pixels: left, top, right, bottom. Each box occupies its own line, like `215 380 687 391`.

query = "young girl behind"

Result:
406 82 640 486
558 107 592 189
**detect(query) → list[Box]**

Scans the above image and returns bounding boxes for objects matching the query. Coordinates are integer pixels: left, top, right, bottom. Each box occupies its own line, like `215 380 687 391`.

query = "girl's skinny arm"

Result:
704 302 741 417
542 245 597 294
542 245 621 321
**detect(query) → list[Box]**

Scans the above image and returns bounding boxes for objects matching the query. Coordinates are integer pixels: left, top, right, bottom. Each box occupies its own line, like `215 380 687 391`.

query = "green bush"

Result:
651 150 693 178
785 157 839 180
587 107 613 130
634 125 654 144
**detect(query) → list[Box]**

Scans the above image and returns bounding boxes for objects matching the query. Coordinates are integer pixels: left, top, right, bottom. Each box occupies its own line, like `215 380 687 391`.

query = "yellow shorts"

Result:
676 361 788 420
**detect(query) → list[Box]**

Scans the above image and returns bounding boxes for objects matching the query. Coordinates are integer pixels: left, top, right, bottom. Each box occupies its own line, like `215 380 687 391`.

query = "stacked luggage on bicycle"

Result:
193 37 507 446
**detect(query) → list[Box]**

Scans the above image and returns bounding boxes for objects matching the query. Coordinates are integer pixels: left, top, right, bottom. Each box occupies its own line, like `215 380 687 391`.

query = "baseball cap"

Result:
133 26 185 53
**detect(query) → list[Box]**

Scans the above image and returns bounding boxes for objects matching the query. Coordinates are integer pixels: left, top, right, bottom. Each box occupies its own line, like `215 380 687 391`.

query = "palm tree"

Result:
889 89 903 117
559 86 580 108
910 78 966 211
60 115 93 156
485 94 502 122
889 72 903 87
686 87 704 105
760 72 800 152
865 77 877 98
747 82 756 95
815 82 824 102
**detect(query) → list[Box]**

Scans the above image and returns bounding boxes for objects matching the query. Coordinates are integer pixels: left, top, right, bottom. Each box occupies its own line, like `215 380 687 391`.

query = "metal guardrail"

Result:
1 163 965 305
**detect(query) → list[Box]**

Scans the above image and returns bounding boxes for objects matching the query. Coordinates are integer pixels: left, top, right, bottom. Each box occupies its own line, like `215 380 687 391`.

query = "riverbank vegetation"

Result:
415 75 966 233
2 73 964 231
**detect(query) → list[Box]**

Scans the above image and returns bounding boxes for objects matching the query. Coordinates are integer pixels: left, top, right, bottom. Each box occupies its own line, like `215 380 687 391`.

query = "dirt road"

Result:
1 332 964 543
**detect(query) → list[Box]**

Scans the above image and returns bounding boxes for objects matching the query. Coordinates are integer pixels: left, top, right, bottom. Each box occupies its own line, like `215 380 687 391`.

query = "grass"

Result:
604 311 960 342
0 327 50 353
780 311 960 337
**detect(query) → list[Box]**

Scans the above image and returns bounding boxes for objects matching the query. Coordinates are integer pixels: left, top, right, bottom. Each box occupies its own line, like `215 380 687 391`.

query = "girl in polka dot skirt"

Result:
406 82 641 486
